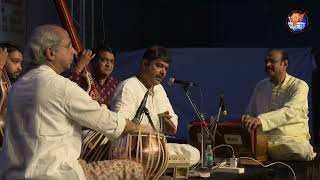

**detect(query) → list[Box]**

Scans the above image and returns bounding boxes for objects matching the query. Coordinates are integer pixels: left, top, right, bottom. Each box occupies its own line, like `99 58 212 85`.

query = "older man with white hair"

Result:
0 24 145 180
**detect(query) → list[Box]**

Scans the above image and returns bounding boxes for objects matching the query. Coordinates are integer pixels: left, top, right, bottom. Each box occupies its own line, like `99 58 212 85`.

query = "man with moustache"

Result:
241 48 316 161
111 46 200 166
69 45 121 162
72 46 179 163
0 25 146 180
111 46 177 135
70 44 120 107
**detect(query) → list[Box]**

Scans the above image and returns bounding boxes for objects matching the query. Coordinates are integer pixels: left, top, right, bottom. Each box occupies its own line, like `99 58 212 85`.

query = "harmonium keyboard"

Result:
214 121 268 165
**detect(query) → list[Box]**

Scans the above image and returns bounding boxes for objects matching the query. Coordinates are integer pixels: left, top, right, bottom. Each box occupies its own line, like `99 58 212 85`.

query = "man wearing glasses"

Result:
241 48 316 161
0 25 145 180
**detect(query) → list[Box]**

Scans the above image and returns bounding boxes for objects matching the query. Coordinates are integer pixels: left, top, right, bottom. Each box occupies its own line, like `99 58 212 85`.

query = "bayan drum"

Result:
109 131 168 180
81 130 110 162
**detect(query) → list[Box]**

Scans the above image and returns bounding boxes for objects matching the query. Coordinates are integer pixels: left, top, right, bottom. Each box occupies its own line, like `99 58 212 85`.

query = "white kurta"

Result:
247 73 316 160
0 65 126 179
111 77 200 166
111 76 178 131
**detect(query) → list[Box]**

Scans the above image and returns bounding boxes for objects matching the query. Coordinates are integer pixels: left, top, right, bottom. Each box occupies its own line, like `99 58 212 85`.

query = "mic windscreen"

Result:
220 94 228 116
168 77 175 86
222 110 227 116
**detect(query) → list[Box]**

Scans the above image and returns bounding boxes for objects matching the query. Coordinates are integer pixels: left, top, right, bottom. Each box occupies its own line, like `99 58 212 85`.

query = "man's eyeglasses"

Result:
264 58 283 64
56 42 73 50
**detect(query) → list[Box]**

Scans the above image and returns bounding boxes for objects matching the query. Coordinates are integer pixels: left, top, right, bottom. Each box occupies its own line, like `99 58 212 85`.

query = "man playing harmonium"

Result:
241 48 316 161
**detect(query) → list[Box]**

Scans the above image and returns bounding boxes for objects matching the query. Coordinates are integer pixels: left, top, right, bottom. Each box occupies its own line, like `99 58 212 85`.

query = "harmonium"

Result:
214 120 268 165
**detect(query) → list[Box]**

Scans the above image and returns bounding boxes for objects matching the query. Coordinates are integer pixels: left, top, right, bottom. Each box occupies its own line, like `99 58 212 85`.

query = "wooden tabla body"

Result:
109 131 168 180
214 121 268 164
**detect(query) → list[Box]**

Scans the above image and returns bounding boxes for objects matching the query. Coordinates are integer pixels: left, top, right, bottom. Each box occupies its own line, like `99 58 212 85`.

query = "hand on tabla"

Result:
122 119 153 135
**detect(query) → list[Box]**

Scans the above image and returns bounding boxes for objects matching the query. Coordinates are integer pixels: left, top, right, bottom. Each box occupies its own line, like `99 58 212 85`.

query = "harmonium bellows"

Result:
214 121 268 165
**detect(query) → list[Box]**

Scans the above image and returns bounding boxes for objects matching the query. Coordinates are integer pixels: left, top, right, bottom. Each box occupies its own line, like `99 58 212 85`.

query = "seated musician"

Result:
0 43 23 82
70 44 120 107
241 48 316 161
0 43 23 142
69 44 122 162
111 45 200 166
0 25 146 180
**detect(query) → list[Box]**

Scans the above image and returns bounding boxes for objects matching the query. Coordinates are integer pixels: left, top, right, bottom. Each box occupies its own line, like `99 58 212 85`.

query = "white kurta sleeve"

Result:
258 81 309 131
64 81 125 140
110 83 138 120
158 86 178 128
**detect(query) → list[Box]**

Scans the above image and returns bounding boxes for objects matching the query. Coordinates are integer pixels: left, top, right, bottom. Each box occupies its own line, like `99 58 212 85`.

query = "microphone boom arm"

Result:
143 107 157 132
183 87 203 123
132 88 151 124
182 86 215 169
183 87 213 138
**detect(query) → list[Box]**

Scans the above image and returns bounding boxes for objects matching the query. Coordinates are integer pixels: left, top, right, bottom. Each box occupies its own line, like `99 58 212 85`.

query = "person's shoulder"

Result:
287 74 309 89
37 66 80 89
110 76 121 84
251 78 270 92
16 66 76 92
256 78 270 87
120 76 138 86
155 83 165 91
21 65 64 83
114 76 137 91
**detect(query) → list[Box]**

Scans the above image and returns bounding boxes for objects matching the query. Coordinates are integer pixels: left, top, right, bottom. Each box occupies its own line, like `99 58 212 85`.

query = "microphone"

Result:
168 77 198 87
219 94 227 116
132 88 151 124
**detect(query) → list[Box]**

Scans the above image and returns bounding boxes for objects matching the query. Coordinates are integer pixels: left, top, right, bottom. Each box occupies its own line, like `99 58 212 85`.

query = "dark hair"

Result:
92 44 116 61
267 48 289 62
0 42 23 54
142 46 172 63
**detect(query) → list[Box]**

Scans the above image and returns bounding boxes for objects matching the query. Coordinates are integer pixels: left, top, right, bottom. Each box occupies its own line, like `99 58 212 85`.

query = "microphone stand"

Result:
143 107 157 132
209 105 222 150
209 94 225 149
183 86 213 169
132 88 151 124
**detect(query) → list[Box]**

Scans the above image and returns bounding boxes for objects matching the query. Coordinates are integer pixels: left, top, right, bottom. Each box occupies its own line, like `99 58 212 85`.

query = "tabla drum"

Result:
81 130 110 162
109 131 168 180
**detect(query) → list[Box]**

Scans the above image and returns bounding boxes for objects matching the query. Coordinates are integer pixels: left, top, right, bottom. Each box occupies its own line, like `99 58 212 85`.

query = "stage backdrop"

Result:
113 48 316 143
0 1 25 47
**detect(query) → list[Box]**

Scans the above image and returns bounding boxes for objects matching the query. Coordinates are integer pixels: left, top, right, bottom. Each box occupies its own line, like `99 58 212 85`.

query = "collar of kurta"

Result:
271 73 291 89
134 76 161 96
